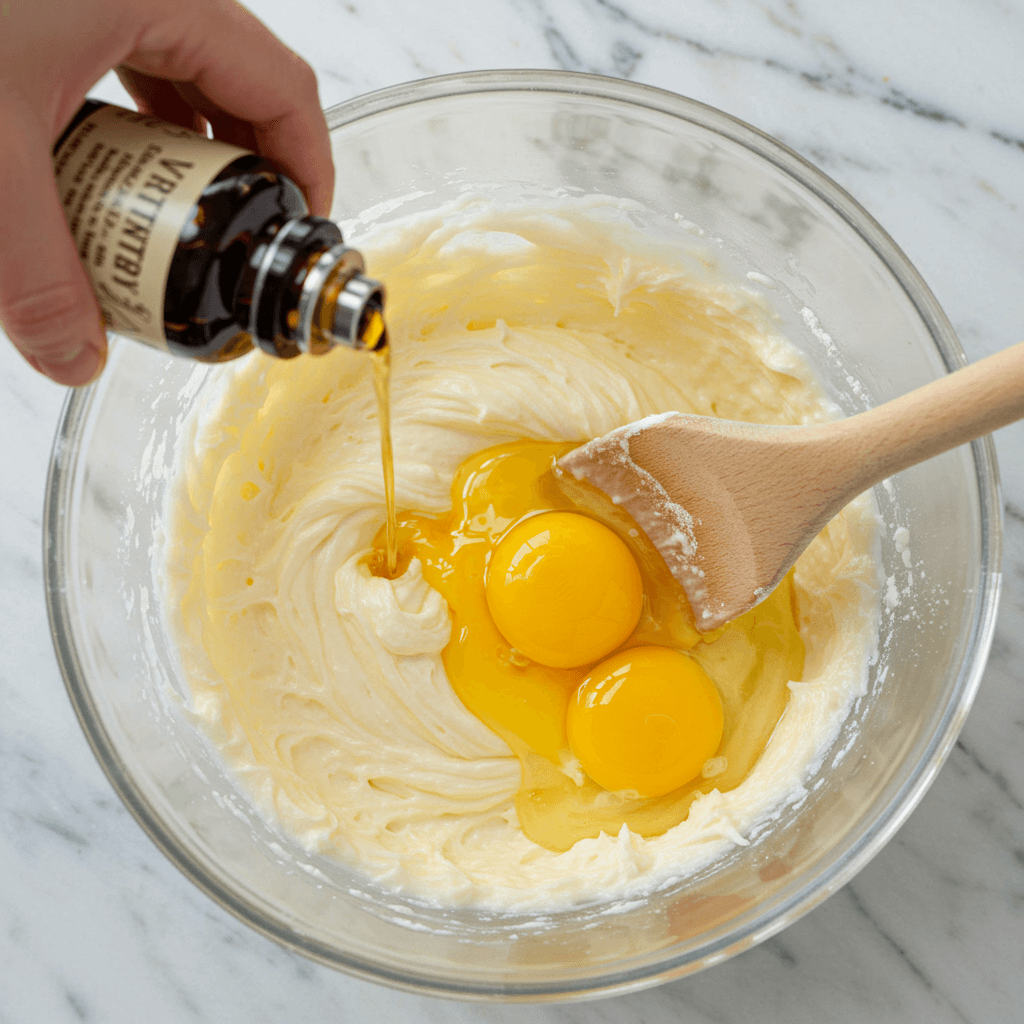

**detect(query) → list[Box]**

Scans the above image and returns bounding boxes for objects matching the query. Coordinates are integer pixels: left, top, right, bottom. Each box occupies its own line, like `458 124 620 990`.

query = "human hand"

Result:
0 0 334 386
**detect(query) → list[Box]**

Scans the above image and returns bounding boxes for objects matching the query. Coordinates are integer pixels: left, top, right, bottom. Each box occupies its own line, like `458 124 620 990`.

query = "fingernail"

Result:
36 341 106 387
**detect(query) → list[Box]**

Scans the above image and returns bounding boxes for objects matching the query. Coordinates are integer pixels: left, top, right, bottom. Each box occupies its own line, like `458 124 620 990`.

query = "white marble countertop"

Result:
2 1 1022 1020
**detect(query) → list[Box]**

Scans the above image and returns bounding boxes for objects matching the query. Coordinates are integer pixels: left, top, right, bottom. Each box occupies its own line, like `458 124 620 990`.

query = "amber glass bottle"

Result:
53 101 385 362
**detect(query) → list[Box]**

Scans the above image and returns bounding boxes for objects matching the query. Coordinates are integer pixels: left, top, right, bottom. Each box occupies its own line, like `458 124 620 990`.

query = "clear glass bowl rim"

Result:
44 69 1002 1001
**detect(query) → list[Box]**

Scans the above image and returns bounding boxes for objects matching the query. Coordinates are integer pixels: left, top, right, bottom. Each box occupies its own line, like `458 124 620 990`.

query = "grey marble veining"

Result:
2 0 1023 1021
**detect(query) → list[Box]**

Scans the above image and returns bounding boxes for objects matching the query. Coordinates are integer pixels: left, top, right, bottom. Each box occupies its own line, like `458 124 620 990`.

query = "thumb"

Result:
0 115 107 387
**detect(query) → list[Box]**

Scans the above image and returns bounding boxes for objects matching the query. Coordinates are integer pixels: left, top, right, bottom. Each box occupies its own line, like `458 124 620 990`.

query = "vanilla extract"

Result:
53 101 386 362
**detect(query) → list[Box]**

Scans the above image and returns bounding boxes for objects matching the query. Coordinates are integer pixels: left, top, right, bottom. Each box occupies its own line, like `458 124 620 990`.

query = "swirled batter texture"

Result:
166 197 880 910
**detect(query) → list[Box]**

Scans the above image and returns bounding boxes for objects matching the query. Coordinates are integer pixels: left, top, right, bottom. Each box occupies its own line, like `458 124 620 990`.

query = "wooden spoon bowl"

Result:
559 340 1024 631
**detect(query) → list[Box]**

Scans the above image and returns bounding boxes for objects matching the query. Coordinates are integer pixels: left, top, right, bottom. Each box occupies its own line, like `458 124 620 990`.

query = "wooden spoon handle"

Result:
828 339 1024 494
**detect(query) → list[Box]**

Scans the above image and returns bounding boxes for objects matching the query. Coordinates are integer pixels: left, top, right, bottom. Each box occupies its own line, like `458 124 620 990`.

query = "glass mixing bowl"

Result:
45 70 1001 1000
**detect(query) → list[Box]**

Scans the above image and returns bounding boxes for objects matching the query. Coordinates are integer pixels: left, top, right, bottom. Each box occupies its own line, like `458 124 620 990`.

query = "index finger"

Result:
120 0 334 216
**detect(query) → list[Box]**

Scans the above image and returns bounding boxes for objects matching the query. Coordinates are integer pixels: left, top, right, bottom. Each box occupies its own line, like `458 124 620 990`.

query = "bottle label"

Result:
53 104 250 349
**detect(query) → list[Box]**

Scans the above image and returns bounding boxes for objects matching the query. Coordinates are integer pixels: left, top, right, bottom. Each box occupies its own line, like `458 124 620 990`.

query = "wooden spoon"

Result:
558 341 1024 632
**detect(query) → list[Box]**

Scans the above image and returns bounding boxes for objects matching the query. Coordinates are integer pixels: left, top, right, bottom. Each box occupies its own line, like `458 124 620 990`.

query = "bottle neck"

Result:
306 245 388 354
246 216 386 357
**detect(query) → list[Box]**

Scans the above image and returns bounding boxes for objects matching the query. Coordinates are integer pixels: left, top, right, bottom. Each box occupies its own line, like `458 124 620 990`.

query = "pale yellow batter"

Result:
165 196 880 910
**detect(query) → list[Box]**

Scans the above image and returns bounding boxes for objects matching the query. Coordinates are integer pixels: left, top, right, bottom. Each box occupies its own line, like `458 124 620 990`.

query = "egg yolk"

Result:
567 646 724 797
485 512 642 668
369 439 805 853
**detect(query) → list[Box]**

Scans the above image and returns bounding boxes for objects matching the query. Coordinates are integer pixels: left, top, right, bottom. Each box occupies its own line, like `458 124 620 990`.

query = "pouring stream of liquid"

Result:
370 342 398 577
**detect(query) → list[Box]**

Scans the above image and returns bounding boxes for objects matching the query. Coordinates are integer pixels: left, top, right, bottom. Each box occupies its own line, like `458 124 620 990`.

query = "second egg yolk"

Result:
485 512 643 668
567 646 724 797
